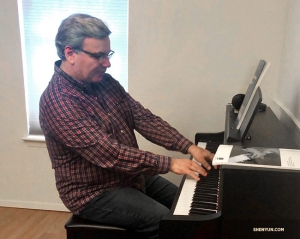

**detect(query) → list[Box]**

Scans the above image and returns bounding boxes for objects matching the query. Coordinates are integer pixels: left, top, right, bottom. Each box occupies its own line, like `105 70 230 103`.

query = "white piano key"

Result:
173 142 207 215
197 142 207 149
173 175 197 215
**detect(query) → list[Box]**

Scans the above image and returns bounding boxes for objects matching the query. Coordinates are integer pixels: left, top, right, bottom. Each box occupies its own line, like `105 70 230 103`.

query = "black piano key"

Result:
191 201 218 208
193 193 218 199
192 195 218 203
193 191 219 199
188 166 220 216
191 202 217 210
189 207 218 215
194 187 218 192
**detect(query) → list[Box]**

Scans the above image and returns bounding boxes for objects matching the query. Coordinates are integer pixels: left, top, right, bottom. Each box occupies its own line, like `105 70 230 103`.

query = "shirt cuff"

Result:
176 137 194 154
156 155 171 174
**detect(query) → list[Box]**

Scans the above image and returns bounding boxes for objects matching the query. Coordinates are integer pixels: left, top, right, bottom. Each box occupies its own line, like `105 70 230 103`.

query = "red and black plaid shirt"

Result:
39 61 193 214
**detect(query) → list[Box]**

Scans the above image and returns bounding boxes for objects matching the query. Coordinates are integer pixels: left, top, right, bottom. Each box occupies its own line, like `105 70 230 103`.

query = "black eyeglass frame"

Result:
75 48 115 61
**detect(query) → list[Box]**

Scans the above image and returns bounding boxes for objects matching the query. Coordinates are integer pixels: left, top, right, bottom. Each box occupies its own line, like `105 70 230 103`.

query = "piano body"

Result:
160 105 300 239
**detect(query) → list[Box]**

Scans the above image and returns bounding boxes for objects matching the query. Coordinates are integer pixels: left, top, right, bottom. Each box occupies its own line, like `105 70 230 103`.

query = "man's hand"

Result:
169 144 214 181
170 158 208 181
188 144 214 170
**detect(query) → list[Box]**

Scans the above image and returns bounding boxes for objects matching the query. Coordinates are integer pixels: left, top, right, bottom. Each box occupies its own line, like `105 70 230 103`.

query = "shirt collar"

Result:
54 60 87 91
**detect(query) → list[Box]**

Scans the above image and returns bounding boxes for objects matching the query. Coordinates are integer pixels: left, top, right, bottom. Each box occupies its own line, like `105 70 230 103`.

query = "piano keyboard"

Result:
173 175 198 215
173 142 220 216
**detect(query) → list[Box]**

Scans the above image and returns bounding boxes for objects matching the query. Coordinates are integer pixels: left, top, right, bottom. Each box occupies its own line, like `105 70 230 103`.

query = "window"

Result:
18 0 128 135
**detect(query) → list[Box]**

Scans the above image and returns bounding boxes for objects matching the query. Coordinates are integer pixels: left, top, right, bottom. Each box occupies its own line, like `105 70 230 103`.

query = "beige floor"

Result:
0 207 71 239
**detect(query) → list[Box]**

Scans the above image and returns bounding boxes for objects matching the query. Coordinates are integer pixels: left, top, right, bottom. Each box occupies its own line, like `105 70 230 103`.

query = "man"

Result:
39 13 214 239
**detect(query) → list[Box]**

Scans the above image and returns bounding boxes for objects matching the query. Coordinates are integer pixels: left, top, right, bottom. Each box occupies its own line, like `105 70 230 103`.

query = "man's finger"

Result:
187 171 200 181
190 162 207 177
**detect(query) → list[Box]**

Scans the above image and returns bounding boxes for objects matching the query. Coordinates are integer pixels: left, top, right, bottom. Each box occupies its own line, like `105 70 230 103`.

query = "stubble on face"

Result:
76 37 111 84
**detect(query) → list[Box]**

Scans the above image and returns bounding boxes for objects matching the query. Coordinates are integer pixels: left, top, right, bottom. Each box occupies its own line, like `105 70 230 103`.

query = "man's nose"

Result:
101 58 111 68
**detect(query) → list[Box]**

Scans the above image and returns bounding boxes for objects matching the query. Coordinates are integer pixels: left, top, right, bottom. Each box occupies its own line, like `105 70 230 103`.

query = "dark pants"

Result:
78 175 178 239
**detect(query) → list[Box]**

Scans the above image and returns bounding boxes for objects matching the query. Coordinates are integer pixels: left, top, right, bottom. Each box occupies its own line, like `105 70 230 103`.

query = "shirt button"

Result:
120 130 124 133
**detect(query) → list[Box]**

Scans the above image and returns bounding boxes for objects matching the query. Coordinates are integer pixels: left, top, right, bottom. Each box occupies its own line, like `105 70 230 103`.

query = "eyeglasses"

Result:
75 48 114 62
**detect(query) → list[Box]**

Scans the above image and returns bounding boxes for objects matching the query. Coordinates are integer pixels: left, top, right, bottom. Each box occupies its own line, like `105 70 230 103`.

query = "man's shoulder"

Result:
41 74 81 107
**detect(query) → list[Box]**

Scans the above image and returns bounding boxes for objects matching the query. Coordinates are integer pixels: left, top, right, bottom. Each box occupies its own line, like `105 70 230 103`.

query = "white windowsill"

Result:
22 135 46 148
22 135 45 142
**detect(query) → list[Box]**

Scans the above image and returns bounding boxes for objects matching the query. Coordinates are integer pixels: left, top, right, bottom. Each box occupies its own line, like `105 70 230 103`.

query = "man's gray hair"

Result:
55 13 111 60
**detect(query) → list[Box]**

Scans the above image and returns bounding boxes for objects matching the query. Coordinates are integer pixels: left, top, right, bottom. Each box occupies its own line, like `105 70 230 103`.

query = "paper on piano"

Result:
212 144 300 170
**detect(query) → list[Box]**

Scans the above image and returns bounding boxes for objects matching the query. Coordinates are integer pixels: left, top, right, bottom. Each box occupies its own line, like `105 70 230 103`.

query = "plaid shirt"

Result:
39 61 193 214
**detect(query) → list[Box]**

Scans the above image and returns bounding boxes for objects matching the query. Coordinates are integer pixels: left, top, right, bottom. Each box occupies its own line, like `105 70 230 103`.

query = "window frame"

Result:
17 0 128 138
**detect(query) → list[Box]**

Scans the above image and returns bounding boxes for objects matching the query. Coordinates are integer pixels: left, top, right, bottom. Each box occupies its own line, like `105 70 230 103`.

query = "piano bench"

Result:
65 215 145 239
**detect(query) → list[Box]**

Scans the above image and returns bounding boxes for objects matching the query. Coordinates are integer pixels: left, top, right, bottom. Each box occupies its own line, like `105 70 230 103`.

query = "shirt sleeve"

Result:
126 93 193 154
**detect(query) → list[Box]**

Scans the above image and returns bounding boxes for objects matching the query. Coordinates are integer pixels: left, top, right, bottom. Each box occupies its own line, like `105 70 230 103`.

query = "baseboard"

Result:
270 100 300 148
0 199 69 212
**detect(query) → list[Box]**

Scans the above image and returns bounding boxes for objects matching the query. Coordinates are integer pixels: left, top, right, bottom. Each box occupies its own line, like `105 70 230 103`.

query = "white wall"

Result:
0 0 66 210
0 0 297 211
128 0 289 185
274 0 300 147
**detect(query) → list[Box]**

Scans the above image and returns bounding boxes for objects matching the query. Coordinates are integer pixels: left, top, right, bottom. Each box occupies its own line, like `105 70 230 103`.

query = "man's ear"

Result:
64 46 76 64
